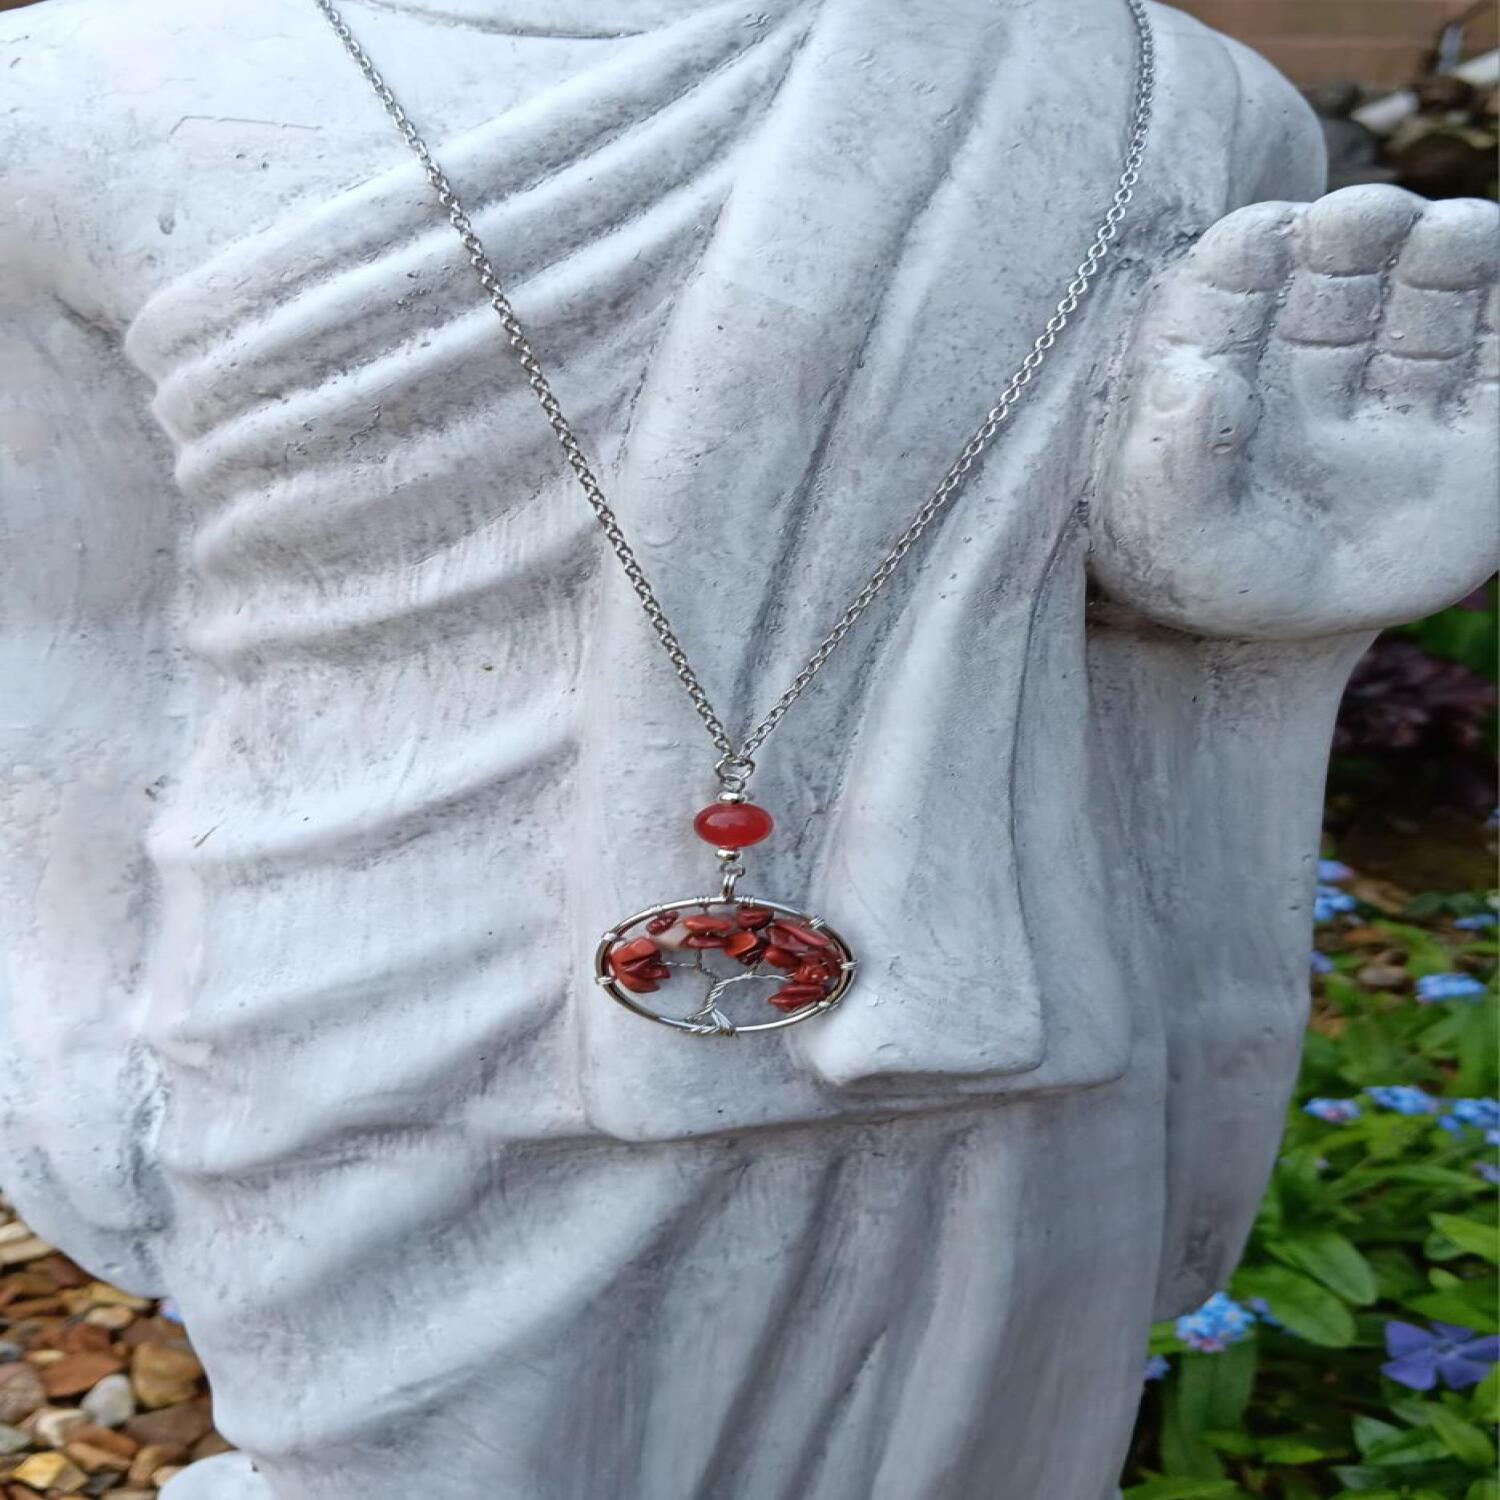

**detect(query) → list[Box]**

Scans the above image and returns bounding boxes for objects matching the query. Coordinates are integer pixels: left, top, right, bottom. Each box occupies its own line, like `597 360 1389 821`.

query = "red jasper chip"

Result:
608 937 672 993
723 930 764 964
766 921 833 952
645 913 677 936
768 984 826 1012
793 960 838 988
761 945 800 970
611 938 659 968
615 969 662 994
682 914 733 935
682 933 729 949
735 906 774 930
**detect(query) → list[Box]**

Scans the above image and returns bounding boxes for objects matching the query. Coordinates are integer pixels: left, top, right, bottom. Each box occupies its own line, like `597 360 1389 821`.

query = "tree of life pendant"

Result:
593 798 857 1036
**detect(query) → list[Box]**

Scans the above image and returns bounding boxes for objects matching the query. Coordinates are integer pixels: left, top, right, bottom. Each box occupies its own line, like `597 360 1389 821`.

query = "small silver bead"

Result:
717 791 746 804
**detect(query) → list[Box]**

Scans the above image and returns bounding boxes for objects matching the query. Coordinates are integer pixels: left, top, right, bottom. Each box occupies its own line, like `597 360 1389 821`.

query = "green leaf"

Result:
1161 1379 1226 1480
1454 1000 1499 1096
1471 1363 1500 1425
1407 1286 1500 1334
1368 1248 1431 1301
1175 1343 1257 1435
1148 1321 1183 1356
1428 1407 1497 1469
1122 1481 1243 1500
1267 1228 1379 1305
1330 1471 1400 1494
1352 1416 1403 1457
1199 1429 1257 1457
1360 1424 1453 1466
1431 1213 1500 1266
1260 1434 1352 1463
1233 1265 1356 1347
1345 1166 1488 1194
1385 1393 1438 1428
1467 1479 1500 1500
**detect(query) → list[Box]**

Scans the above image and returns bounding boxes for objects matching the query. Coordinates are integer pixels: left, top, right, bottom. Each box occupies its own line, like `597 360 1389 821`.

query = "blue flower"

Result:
1439 1098 1500 1137
1304 1098 1362 1125
1310 950 1335 975
1477 1162 1500 1187
1143 1355 1171 1382
1381 1320 1500 1391
1455 913 1497 931
1176 1293 1255 1353
1314 885 1358 923
1318 859 1354 883
1367 1085 1440 1116
1416 972 1486 1003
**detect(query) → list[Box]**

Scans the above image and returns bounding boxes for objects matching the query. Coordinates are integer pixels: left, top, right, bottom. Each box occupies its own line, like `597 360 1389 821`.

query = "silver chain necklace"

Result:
312 0 1155 1036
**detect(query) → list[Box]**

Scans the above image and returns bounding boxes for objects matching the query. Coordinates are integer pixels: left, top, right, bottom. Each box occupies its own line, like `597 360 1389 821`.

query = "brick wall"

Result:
0 0 1494 88
1173 0 1498 87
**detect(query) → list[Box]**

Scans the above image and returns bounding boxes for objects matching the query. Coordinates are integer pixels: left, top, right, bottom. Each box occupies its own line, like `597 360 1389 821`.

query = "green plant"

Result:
1126 878 1499 1499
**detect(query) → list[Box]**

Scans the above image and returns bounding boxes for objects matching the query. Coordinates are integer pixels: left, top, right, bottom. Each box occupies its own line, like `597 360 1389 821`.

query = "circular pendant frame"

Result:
594 895 856 1037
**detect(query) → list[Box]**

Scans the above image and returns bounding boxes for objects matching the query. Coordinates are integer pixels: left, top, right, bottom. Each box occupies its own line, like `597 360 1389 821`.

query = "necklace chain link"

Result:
311 0 1155 785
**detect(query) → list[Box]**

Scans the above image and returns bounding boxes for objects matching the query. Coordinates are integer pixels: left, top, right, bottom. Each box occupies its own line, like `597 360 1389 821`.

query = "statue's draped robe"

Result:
0 3 1334 1496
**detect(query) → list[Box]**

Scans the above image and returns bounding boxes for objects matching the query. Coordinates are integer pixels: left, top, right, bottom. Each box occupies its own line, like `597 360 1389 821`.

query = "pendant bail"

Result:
717 849 745 902
713 753 756 796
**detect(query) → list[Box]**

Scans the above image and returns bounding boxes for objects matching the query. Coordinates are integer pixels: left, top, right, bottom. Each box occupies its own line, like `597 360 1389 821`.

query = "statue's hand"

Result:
1094 186 1498 639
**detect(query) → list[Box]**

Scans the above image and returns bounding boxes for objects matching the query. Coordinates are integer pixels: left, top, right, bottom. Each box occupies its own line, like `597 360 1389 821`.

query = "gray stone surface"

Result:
0 1 1494 1496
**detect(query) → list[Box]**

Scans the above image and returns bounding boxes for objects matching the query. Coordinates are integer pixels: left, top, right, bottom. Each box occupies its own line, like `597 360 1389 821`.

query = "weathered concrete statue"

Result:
1 0 1495 1495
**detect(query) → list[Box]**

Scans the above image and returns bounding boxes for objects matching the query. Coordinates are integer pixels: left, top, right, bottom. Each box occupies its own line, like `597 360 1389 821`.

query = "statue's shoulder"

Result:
0 0 343 318
1147 1 1326 205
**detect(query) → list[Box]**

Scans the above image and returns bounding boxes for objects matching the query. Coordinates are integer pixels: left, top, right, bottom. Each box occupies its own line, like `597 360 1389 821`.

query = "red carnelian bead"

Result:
693 802 774 849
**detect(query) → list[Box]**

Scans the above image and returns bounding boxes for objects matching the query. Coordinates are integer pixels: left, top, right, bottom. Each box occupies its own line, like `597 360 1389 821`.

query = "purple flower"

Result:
1314 885 1358 923
1318 859 1354 883
1304 1098 1362 1125
1143 1355 1171 1382
1366 1085 1441 1116
1477 1162 1500 1186
1416 972 1486 1003
1455 913 1497 931
1381 1320 1500 1391
1310 950 1335 975
1176 1292 1255 1353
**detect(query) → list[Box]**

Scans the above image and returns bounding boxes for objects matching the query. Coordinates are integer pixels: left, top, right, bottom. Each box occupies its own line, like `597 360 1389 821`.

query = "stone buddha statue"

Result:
0 0 1494 1495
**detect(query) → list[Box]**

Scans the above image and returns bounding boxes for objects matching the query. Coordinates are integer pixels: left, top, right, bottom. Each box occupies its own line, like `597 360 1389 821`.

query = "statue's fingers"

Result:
1365 199 1498 419
1265 190 1418 421
1465 282 1498 410
1143 202 1296 382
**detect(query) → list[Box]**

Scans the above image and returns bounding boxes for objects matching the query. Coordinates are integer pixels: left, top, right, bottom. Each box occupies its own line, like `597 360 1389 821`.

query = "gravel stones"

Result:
78 1376 134 1431
0 1368 44 1428
0 1203 231 1495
